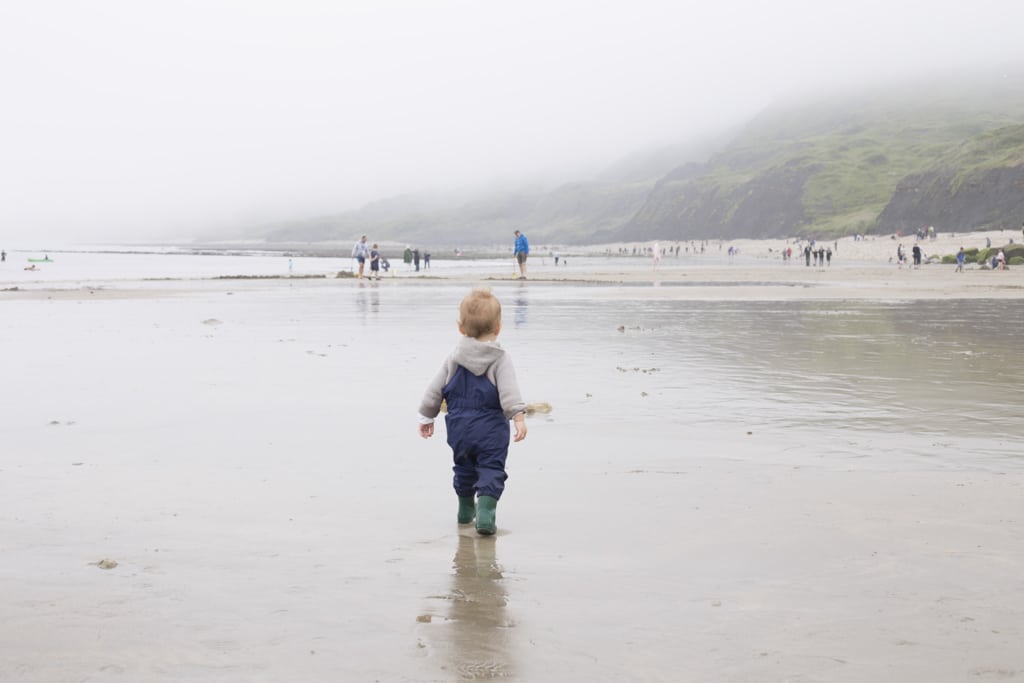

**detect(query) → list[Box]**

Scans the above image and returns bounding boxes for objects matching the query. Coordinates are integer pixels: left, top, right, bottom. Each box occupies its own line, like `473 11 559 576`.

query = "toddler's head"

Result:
459 288 502 339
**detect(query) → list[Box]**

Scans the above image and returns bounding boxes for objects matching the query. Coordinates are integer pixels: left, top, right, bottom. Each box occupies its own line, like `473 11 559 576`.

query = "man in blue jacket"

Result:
513 230 529 279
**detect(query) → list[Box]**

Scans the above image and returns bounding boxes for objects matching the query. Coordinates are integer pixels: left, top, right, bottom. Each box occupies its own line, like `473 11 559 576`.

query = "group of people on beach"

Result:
351 235 441 278
351 230 530 280
613 243 696 256
797 243 832 267
351 236 381 279
992 249 1007 270
906 240 1012 272
895 243 922 268
351 235 402 279
402 245 430 272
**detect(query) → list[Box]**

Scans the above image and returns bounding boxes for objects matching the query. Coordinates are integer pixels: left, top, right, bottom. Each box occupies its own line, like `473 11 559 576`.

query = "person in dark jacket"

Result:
418 288 527 535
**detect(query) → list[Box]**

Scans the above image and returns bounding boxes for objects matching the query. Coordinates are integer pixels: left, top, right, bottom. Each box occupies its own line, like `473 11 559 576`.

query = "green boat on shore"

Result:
27 257 53 263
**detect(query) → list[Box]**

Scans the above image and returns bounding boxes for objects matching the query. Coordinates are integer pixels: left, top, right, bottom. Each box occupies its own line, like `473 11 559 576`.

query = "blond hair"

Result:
459 288 502 338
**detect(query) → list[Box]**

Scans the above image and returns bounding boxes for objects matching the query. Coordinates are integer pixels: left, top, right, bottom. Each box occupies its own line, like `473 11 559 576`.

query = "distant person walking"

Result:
912 244 922 268
424 251 431 269
413 248 420 272
955 247 965 273
404 245 412 269
513 230 529 279
1 250 5 262
352 235 370 278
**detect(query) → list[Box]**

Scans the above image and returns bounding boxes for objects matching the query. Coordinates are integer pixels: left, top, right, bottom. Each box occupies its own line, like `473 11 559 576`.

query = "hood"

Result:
451 336 505 376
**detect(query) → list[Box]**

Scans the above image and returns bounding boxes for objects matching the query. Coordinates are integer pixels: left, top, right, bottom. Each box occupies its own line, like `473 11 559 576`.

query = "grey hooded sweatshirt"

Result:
419 336 526 422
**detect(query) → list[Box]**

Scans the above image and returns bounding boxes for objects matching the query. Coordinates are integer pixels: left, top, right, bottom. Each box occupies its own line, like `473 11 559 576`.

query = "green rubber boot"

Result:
475 495 498 535
457 496 476 525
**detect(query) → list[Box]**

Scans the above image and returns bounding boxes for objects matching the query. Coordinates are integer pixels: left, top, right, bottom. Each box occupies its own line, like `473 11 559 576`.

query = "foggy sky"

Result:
2 0 1023 244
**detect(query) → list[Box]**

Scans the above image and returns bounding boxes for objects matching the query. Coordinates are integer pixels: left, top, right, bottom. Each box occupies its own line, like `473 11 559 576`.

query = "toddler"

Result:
418 288 527 534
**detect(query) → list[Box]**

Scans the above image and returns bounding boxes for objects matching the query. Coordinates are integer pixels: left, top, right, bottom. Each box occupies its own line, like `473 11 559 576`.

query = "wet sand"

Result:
5 258 1024 303
2 248 1023 681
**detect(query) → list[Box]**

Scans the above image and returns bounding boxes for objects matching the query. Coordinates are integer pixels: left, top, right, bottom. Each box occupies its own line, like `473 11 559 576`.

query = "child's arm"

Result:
417 358 451 439
492 354 527 442
512 412 527 442
492 355 527 420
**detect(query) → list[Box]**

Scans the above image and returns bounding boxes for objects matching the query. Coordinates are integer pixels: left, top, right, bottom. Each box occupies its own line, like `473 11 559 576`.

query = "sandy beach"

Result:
528 229 1024 299
5 228 1024 300
2 236 1023 682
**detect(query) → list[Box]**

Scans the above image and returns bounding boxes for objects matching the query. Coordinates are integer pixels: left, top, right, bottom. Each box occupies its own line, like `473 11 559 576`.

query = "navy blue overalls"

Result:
443 365 510 500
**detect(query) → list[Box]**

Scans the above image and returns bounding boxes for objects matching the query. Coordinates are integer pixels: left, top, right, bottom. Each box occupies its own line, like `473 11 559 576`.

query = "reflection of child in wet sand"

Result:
418 288 527 535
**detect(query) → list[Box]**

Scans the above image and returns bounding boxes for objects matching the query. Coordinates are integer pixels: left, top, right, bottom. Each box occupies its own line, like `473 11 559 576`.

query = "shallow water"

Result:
6 275 1020 477
386 282 1024 468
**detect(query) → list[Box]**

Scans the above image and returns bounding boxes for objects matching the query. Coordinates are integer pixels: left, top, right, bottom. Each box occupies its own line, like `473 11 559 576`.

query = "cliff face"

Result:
616 159 818 240
618 75 1024 241
876 165 1024 234
621 159 1024 242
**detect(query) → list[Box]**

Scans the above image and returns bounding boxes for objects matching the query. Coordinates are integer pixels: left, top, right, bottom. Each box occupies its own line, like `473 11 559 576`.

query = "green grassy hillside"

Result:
616 73 1024 241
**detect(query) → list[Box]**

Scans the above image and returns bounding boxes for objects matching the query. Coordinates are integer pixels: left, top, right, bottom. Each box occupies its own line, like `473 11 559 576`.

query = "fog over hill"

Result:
249 68 1024 247
3 1 1024 247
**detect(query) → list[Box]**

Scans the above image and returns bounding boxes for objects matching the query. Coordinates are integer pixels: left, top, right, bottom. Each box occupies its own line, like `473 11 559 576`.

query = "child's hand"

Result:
419 422 434 439
513 414 527 442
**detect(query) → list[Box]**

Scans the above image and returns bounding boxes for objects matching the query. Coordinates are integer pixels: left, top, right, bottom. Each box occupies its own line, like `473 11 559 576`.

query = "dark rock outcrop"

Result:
876 165 1024 233
611 159 819 241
